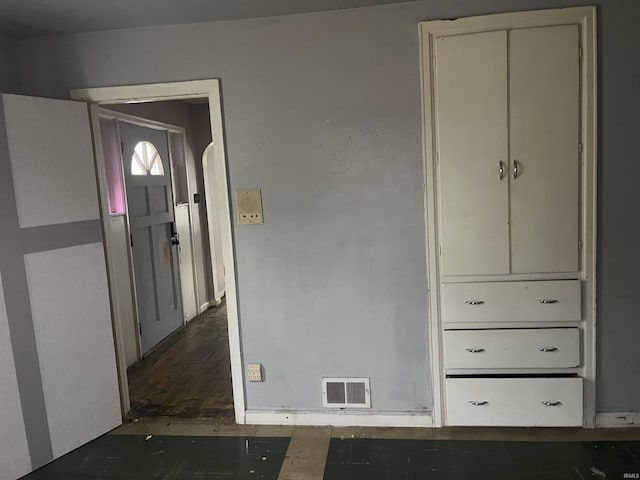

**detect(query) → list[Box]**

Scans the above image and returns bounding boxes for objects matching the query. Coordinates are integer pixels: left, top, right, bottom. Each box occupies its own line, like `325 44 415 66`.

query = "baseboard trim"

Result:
245 410 433 427
595 412 640 427
199 301 210 314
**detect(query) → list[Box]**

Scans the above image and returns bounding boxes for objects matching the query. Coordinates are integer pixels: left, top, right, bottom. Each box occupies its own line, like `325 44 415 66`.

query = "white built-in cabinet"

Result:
436 26 580 277
421 7 597 427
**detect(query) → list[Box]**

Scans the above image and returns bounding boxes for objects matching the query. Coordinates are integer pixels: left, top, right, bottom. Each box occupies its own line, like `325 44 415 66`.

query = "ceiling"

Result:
0 0 413 39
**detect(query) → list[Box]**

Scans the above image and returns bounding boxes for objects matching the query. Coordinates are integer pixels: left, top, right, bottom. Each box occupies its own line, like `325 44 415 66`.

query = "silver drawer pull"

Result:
468 401 488 406
465 348 486 353
541 401 562 407
464 300 485 305
538 347 558 352
538 299 558 304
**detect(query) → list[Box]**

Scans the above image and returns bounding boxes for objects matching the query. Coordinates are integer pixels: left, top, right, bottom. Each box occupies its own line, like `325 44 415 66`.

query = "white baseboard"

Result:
596 412 640 427
244 410 433 428
199 301 210 314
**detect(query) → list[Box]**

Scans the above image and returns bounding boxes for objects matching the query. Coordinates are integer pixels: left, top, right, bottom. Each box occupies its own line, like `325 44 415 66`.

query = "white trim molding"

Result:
199 300 211 314
72 80 247 425
245 411 433 428
596 412 640 428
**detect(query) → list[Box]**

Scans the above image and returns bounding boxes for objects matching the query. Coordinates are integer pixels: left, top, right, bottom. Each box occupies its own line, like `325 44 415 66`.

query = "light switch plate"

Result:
236 189 263 224
247 363 263 382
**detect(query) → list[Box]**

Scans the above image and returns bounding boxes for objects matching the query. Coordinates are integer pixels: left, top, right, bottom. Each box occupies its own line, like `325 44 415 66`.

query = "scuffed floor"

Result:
23 435 290 480
127 300 234 421
18 423 640 480
324 437 640 479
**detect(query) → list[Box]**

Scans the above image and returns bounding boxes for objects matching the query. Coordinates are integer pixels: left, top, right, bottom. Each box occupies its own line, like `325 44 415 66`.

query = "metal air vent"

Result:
322 377 371 408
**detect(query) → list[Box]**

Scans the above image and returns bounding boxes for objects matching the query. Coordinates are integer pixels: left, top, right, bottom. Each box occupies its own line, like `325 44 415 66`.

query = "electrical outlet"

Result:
247 363 263 382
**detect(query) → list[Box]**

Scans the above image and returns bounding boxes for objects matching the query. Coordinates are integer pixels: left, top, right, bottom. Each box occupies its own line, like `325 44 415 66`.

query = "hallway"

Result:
127 300 234 420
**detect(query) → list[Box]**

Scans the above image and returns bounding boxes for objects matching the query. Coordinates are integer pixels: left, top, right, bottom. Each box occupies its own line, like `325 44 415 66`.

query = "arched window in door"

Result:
131 141 164 176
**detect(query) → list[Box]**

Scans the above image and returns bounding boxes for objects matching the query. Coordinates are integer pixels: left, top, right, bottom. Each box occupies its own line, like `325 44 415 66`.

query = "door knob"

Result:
170 236 180 246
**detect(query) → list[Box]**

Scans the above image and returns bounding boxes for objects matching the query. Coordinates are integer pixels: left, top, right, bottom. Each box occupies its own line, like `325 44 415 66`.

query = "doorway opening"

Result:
71 81 245 424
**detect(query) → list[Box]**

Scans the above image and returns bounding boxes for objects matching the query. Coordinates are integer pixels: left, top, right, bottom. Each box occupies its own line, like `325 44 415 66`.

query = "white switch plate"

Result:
236 189 263 224
247 363 263 382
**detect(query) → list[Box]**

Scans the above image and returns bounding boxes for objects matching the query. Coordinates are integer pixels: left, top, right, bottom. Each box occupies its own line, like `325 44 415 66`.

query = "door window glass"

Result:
131 141 165 176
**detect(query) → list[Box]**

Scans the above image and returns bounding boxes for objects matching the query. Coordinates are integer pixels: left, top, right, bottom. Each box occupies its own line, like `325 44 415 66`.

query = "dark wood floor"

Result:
127 300 234 420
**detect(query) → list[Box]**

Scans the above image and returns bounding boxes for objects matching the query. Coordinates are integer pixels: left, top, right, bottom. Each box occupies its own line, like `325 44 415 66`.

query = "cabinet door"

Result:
0 94 121 471
509 25 580 273
435 31 510 276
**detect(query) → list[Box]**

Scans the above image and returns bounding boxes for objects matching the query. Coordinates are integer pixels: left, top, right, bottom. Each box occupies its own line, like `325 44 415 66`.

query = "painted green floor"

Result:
20 433 640 479
22 435 290 480
324 438 640 480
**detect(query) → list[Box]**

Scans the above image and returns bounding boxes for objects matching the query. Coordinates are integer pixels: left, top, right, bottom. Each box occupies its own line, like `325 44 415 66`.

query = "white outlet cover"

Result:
247 363 263 382
236 189 263 224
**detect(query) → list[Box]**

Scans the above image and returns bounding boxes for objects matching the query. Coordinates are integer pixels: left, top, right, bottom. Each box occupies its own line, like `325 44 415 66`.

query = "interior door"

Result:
120 122 183 354
434 31 510 276
168 131 199 322
0 94 121 475
509 25 580 273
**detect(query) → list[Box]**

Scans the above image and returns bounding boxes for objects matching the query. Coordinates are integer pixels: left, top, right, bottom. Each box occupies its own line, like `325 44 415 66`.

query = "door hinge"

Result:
579 143 583 154
139 323 142 335
130 234 133 247
578 239 583 251
439 245 442 256
579 46 583 59
435 152 439 163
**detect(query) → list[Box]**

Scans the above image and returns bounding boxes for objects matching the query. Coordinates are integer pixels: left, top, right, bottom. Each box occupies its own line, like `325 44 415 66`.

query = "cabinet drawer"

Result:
446 377 583 426
442 280 581 324
444 328 580 370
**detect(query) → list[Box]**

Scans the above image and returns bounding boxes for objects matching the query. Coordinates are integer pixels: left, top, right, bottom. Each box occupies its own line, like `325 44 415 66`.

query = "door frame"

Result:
72 80 246 424
202 142 226 304
98 108 201 336
419 7 597 427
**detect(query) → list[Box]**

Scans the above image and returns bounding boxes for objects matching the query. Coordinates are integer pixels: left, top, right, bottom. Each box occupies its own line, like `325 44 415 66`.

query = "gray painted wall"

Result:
0 32 20 93
14 0 640 412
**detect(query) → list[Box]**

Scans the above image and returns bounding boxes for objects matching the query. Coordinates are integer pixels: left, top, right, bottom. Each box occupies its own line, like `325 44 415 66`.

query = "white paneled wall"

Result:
108 215 139 367
25 244 121 458
3 95 99 228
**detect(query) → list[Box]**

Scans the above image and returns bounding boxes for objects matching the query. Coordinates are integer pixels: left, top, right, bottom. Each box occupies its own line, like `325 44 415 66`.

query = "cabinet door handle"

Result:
465 348 485 353
464 300 485 305
538 347 558 352
541 401 562 407
513 159 521 179
498 161 505 180
538 299 558 304
468 401 488 406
